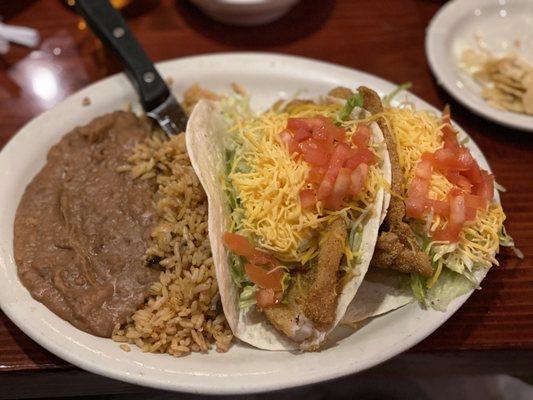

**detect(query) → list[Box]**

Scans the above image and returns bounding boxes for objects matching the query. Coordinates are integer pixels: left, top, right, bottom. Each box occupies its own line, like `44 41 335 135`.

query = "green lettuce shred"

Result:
338 92 364 121
281 272 291 305
239 285 258 309
228 252 245 288
409 273 427 304
425 269 476 311
382 82 412 106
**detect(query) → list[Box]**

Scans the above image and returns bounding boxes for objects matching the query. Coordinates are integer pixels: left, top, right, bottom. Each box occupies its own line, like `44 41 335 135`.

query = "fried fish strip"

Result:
358 86 433 277
264 217 347 343
304 217 347 329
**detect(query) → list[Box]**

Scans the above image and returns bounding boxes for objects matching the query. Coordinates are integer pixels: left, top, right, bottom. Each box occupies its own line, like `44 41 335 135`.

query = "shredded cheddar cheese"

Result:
227 102 380 264
361 105 507 286
374 107 507 284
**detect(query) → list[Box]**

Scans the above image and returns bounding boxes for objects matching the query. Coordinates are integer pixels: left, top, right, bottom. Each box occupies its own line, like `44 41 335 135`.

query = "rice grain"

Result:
112 129 233 356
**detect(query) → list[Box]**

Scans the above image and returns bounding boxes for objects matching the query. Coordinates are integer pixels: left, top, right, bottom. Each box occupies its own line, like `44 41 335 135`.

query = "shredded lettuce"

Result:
228 252 245 288
347 206 372 267
338 92 364 121
409 273 427 304
281 272 291 305
220 93 253 126
499 225 515 248
410 268 475 311
425 269 476 311
239 285 258 309
410 240 484 309
382 82 412 106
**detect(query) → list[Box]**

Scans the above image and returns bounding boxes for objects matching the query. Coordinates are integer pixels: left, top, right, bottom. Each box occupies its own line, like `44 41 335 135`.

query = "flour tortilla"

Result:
342 269 413 324
186 99 389 350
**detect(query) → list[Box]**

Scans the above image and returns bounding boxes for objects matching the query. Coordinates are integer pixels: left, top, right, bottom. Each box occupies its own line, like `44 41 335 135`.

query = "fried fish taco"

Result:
186 87 391 350
351 87 516 311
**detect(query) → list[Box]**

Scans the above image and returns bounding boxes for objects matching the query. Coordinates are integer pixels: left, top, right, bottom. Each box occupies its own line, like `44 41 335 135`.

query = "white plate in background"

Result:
426 0 533 132
0 53 497 394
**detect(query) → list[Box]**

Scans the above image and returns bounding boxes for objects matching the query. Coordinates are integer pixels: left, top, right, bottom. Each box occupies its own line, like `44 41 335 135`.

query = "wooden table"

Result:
1 0 532 397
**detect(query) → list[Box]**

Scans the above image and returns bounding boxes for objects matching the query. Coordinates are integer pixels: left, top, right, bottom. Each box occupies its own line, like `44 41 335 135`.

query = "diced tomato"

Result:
433 224 462 242
324 119 346 143
462 161 483 184
222 232 278 266
344 148 376 170
433 146 473 172
433 194 465 242
427 199 449 216
408 175 431 202
279 129 299 155
317 174 335 201
441 105 459 148
327 167 352 210
472 171 494 207
405 197 426 219
294 129 312 143
465 207 477 221
352 124 371 148
299 189 316 209
433 147 457 170
255 288 283 309
454 147 475 171
281 116 375 211
464 194 485 210
415 154 433 180
280 129 292 145
244 264 284 291
308 167 326 184
405 176 430 218
442 125 459 149
448 187 463 197
329 143 352 170
449 194 466 225
349 163 369 196
316 143 352 201
298 138 329 167
222 232 255 260
287 116 345 144
287 118 315 134
251 250 279 267
446 171 472 192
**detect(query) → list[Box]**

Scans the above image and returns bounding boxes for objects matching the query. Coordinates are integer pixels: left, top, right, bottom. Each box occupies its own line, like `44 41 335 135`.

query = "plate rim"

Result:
0 52 494 394
425 0 533 132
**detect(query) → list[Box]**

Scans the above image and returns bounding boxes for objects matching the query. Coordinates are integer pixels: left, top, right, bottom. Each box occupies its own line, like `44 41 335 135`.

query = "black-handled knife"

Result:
75 0 188 135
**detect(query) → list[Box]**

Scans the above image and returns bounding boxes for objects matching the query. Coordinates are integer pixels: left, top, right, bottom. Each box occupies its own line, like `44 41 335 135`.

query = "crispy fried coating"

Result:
358 86 433 277
304 217 347 329
264 217 347 340
263 275 308 340
328 86 354 100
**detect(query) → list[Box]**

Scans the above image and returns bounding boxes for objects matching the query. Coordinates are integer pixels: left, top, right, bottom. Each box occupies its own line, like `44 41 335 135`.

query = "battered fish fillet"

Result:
264 217 347 344
357 86 433 277
304 217 347 329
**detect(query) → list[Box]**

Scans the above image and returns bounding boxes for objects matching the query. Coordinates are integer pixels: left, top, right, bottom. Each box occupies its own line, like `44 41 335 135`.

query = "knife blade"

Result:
75 0 188 135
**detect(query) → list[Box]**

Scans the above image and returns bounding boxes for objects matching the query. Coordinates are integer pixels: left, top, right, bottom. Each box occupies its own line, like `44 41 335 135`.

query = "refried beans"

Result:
13 111 159 337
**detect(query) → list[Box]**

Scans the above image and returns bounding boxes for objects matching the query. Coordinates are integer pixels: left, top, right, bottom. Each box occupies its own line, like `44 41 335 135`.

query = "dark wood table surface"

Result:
0 0 532 396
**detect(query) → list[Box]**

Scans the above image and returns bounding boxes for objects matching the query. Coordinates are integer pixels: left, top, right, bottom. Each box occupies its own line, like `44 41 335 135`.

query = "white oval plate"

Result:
0 53 496 394
426 0 533 132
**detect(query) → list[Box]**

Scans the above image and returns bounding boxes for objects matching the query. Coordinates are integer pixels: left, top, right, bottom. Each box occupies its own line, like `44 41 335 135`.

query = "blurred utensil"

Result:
75 0 187 135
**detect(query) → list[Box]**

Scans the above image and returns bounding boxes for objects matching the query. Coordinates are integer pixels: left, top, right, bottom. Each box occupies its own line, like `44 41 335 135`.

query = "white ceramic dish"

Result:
0 53 496 394
426 0 533 132
189 0 299 26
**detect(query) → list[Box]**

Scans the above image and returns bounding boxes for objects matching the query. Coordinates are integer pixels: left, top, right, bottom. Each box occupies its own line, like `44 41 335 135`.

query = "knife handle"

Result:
75 0 169 111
